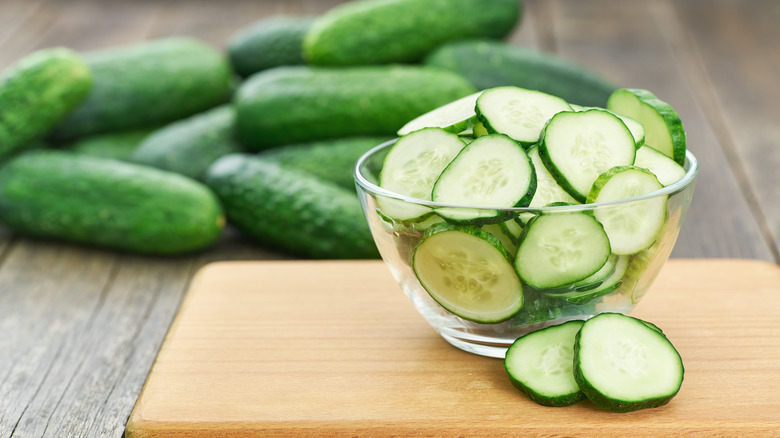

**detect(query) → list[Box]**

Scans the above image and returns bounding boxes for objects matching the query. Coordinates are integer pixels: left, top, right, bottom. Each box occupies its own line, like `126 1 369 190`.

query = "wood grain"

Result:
674 0 780 260
547 0 775 261
126 259 780 437
0 1 778 437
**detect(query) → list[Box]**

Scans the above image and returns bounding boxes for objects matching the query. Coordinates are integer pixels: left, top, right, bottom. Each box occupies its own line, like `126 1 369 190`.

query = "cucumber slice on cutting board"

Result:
378 128 465 220
505 320 586 407
476 86 572 147
412 222 523 323
397 91 482 136
574 313 684 412
432 134 536 223
607 88 686 165
539 109 636 203
514 212 611 290
587 166 666 255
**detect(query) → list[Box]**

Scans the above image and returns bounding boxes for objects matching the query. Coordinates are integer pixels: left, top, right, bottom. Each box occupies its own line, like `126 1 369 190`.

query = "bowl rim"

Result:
354 138 699 212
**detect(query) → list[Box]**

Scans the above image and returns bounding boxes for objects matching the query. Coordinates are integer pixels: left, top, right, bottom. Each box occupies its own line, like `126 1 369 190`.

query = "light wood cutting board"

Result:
125 259 780 437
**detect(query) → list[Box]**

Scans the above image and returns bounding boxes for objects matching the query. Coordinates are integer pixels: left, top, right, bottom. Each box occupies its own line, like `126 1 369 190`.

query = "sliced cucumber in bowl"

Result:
378 128 465 221
397 91 482 136
432 134 536 223
412 222 524 323
538 109 636 203
514 211 611 290
607 88 686 165
587 166 667 255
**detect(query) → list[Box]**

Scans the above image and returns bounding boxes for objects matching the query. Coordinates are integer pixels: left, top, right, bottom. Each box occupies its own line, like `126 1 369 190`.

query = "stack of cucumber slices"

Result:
505 313 684 411
378 85 687 325
378 85 689 412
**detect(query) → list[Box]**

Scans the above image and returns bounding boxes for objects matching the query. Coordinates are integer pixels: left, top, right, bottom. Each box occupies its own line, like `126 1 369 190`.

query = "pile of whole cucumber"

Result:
0 0 619 258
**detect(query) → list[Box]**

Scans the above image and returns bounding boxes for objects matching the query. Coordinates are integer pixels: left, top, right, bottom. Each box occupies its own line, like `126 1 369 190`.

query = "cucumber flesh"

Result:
412 223 523 323
587 166 666 255
476 86 572 147
397 91 482 136
527 145 579 208
378 128 465 220
574 313 684 412
607 88 686 165
432 134 536 222
505 320 586 407
539 109 636 203
514 212 611 289
571 104 645 147
634 144 686 186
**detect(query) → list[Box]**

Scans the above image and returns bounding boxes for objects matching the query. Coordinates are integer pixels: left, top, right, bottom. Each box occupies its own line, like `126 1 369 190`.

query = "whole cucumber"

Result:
304 0 521 65
425 39 618 107
205 154 379 259
0 150 225 255
235 65 476 150
130 105 243 180
50 37 234 141
0 48 91 160
228 16 315 77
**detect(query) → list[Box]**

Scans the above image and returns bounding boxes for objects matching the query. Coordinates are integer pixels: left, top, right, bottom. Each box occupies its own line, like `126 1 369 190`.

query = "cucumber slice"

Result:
482 218 523 256
574 313 684 412
527 145 580 208
587 166 666 255
504 320 586 407
476 86 572 147
571 104 646 147
378 128 465 220
397 91 482 136
432 134 536 223
412 222 523 323
545 255 629 304
634 144 686 186
514 212 611 290
607 88 686 165
539 109 636 203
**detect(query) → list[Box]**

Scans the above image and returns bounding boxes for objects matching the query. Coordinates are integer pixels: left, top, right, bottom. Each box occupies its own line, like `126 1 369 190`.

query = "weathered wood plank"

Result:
546 0 774 260
0 241 118 437
0 0 160 69
146 0 347 49
673 0 780 261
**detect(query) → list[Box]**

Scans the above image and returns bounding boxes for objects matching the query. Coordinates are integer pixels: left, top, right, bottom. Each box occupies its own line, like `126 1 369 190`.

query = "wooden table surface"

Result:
1 0 778 437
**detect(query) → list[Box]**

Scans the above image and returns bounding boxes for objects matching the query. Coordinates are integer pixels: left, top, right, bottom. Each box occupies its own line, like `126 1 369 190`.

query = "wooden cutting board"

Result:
125 259 780 437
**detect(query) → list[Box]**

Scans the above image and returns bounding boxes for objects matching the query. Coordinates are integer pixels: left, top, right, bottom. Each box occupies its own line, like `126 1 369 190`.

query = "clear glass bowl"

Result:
354 139 698 358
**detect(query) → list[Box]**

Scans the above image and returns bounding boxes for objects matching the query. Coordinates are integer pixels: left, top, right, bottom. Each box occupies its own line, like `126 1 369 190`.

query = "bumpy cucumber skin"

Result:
505 320 586 407
130 105 242 180
0 48 92 160
0 150 225 255
235 65 476 150
303 0 521 66
205 154 379 259
228 16 314 78
573 313 684 412
258 136 391 190
51 38 234 141
425 40 617 107
65 129 154 161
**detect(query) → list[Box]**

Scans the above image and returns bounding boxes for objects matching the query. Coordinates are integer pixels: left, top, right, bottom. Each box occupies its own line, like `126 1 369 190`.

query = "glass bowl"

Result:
354 139 698 358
